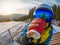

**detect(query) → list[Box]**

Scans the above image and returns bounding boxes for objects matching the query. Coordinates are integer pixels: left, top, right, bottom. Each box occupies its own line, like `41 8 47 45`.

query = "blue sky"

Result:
56 0 60 3
0 0 60 15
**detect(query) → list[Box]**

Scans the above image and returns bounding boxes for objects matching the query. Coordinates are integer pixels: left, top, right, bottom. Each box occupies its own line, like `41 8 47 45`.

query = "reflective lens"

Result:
33 8 53 18
33 8 53 22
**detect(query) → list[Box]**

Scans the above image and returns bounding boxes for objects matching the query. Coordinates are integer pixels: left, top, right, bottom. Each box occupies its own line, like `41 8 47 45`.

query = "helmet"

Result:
33 4 53 22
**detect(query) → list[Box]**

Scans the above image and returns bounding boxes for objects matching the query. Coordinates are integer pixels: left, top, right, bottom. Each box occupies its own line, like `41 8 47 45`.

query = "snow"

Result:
0 21 25 34
9 41 20 45
0 21 19 34
52 24 60 33
0 21 60 45
0 21 26 45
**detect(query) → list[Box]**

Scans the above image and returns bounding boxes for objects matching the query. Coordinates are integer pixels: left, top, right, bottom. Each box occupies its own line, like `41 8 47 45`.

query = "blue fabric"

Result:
44 29 53 45
20 23 28 38
20 24 53 45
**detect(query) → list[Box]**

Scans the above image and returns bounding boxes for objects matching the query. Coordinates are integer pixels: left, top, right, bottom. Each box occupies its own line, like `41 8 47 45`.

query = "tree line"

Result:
15 4 60 21
52 5 60 20
13 7 35 21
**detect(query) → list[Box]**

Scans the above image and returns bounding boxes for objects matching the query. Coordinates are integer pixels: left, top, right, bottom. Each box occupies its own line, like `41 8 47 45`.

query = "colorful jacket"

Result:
19 23 53 45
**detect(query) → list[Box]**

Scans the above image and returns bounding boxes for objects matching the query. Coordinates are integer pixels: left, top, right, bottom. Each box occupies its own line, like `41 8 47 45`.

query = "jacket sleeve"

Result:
44 29 53 45
19 23 29 38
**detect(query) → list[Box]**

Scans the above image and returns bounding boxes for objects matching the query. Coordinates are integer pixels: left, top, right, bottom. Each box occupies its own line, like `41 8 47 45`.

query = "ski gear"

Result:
33 4 53 22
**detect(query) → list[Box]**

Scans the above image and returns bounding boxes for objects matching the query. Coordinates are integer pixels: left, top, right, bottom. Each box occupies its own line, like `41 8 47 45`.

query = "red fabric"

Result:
28 18 46 35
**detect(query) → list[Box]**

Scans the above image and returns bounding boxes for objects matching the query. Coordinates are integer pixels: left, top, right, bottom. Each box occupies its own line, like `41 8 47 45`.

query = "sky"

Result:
0 0 60 15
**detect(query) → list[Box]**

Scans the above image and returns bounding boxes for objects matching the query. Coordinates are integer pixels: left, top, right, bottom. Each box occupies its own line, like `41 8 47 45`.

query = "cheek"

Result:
27 32 33 36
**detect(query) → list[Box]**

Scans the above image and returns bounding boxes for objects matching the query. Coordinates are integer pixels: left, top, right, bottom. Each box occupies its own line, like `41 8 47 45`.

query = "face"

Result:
26 31 34 38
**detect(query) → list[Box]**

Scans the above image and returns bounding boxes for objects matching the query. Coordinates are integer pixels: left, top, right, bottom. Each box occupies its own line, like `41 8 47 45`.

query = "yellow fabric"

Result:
32 39 37 43
44 23 49 28
32 23 51 43
40 27 51 43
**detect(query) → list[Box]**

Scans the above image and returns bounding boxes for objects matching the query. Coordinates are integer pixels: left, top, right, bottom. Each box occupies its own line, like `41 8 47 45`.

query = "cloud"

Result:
0 0 59 10
0 0 37 9
0 0 60 14
20 0 60 5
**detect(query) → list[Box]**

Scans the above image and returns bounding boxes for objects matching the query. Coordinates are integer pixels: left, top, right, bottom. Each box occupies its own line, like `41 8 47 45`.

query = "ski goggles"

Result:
33 8 53 19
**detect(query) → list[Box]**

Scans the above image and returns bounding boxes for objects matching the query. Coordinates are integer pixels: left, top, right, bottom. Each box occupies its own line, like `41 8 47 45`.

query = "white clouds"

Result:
0 0 59 9
0 0 41 14
20 0 60 5
0 0 38 10
0 0 31 14
0 0 60 15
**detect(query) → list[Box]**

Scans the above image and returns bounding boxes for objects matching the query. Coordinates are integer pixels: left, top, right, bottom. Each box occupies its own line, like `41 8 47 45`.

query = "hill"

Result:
0 14 26 22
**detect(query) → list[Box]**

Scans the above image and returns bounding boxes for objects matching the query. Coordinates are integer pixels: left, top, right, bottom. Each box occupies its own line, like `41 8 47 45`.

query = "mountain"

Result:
0 14 27 21
9 14 26 18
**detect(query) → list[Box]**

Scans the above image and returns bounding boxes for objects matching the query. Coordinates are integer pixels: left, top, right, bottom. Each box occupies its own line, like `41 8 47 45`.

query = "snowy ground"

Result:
0 21 21 34
9 41 20 45
0 21 60 45
0 21 26 45
52 24 60 33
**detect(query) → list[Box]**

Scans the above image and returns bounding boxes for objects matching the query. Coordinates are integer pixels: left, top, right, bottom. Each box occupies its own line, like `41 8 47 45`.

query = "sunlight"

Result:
0 1 29 15
1 7 14 15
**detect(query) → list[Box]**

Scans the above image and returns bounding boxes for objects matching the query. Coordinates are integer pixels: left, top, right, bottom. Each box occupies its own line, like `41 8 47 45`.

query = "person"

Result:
18 4 53 45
